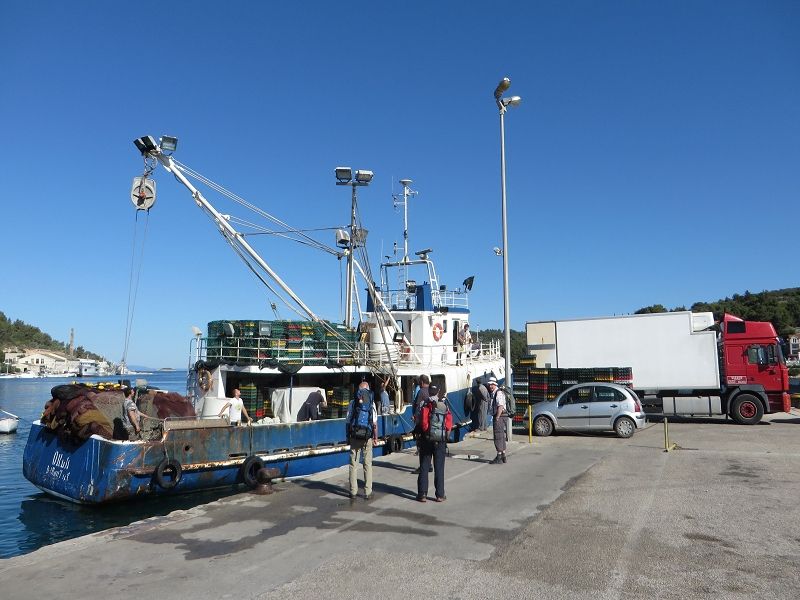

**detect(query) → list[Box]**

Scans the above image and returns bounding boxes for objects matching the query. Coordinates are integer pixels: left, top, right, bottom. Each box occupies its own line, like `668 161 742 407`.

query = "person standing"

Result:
457 323 472 365
416 384 449 502
347 382 378 499
487 377 508 463
218 388 252 426
474 378 489 432
297 388 327 421
378 379 391 415
412 374 431 474
122 387 143 440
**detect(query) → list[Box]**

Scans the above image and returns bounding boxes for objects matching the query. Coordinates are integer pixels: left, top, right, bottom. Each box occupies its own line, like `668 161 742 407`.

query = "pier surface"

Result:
3 413 800 599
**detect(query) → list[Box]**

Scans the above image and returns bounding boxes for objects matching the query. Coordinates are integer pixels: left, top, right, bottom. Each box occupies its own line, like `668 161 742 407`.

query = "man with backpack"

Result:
347 382 378 500
415 384 452 502
487 376 508 464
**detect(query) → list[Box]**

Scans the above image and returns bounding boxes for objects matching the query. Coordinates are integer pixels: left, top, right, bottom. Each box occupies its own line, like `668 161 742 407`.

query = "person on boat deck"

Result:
122 387 143 440
379 378 391 415
457 323 472 365
297 388 327 421
347 381 378 500
218 389 252 426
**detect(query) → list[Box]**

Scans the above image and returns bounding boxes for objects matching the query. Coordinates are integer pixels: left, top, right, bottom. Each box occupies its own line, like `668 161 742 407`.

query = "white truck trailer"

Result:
526 311 790 424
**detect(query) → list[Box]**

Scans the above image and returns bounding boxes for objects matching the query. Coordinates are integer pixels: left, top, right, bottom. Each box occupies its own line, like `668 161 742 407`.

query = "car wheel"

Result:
533 416 553 437
730 394 764 425
614 416 635 438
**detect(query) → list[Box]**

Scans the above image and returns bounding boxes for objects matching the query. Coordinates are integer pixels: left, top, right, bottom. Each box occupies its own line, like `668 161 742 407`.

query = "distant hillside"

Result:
0 311 104 361
635 287 800 337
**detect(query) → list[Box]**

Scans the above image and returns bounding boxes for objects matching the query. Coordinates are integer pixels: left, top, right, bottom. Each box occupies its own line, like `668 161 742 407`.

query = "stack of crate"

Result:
528 367 634 403
205 319 362 366
239 381 262 418
320 386 352 419
510 354 537 423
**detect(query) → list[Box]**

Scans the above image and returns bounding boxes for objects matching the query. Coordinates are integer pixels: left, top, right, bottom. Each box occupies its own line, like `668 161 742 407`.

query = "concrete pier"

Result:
2 412 800 599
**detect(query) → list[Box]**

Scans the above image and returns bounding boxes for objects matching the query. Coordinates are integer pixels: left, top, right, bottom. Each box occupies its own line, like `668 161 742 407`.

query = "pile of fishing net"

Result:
40 384 196 443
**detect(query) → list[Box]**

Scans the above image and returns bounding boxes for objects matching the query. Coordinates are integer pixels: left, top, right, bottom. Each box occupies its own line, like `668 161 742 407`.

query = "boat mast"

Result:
392 179 417 296
135 137 321 323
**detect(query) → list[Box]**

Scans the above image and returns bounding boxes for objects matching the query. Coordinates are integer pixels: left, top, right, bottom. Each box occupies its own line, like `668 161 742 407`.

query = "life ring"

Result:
197 369 212 392
154 458 182 490
432 323 444 342
241 455 264 489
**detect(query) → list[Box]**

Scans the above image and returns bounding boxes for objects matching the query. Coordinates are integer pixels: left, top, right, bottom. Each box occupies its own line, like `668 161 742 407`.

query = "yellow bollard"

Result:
663 417 677 452
528 406 533 444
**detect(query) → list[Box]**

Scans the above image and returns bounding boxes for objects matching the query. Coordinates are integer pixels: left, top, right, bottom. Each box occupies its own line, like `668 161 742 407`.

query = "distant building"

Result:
789 329 800 360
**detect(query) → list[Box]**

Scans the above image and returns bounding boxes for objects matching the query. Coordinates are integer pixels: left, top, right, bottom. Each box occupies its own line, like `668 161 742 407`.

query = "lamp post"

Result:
335 167 373 327
494 77 521 395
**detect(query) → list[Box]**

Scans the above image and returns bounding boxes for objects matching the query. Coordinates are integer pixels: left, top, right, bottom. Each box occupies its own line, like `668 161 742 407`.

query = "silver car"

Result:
525 382 646 438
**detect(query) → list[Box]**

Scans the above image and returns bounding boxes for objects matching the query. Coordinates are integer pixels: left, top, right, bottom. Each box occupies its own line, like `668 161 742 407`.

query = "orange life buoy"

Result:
197 369 212 392
432 323 444 342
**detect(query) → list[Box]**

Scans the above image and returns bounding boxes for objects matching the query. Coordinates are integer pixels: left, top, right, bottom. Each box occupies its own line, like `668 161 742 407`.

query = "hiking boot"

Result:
435 496 447 502
489 455 502 465
501 453 507 463
416 496 427 503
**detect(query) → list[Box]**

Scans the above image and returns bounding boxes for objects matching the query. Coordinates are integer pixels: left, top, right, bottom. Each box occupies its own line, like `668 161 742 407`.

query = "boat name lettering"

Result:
52 451 71 470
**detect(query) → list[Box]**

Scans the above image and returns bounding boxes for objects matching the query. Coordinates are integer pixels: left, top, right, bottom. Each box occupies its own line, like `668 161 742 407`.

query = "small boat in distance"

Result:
0 410 19 434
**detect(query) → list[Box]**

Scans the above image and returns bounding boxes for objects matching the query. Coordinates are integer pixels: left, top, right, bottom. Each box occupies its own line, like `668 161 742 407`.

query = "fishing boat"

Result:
22 135 506 504
0 410 19 434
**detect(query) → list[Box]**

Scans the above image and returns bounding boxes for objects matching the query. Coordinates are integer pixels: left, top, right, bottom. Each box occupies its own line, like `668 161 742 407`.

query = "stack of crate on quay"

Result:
527 366 634 403
510 354 537 423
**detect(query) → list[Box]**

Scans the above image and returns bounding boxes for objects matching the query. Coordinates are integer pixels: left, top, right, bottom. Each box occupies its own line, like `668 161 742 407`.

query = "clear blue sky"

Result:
2 1 798 368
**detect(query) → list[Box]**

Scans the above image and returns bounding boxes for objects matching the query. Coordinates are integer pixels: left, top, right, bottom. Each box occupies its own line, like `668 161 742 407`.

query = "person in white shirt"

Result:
487 377 507 464
457 324 472 365
218 388 252 425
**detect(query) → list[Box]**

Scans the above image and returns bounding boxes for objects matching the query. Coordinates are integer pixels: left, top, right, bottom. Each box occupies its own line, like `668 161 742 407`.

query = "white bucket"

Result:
200 396 229 419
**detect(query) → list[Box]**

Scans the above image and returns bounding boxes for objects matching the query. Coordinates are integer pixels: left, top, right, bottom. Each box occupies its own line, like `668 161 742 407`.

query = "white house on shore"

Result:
2 348 113 376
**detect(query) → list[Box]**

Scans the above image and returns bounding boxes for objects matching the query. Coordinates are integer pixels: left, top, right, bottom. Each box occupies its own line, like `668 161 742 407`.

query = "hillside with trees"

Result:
0 311 104 362
635 287 800 337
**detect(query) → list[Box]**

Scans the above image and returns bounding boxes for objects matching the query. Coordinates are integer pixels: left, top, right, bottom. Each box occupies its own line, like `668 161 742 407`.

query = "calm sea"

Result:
0 371 238 559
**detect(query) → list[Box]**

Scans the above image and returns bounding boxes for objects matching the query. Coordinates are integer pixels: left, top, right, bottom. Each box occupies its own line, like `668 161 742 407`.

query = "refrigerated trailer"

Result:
526 312 790 424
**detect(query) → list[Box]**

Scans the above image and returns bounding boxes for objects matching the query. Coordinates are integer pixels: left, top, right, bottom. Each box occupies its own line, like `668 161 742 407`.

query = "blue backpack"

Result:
349 394 373 440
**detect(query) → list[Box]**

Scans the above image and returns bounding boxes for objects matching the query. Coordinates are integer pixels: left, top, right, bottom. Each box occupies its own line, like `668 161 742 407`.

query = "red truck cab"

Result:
720 313 791 417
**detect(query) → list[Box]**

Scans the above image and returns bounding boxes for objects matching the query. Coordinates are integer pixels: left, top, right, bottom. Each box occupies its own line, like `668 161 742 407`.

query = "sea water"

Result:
0 371 238 559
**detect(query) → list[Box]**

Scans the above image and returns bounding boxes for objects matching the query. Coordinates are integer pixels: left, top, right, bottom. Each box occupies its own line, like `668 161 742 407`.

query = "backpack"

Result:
422 399 453 443
348 397 373 440
499 385 516 416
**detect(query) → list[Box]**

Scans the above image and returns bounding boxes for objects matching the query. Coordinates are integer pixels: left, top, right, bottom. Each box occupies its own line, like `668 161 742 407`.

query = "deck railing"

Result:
197 336 501 369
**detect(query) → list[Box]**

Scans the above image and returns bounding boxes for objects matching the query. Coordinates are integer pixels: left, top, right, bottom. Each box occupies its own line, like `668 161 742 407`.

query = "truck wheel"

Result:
533 416 553 437
614 416 635 438
730 394 764 425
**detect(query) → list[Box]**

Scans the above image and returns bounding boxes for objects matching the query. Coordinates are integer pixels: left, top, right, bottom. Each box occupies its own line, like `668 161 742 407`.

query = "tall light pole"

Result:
494 77 521 390
335 166 373 327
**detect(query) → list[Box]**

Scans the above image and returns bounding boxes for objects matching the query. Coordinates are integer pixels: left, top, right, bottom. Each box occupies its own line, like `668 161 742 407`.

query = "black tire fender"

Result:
154 458 182 490
241 455 264 488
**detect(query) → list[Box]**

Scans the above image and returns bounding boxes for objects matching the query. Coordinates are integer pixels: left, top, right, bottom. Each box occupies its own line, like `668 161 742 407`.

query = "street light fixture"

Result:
335 166 373 326
494 76 521 417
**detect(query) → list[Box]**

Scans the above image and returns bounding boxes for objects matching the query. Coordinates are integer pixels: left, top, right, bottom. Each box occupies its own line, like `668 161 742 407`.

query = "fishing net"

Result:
41 384 195 443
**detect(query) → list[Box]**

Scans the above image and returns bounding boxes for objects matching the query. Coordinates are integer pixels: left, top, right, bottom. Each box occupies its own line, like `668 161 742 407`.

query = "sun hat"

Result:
487 376 498 386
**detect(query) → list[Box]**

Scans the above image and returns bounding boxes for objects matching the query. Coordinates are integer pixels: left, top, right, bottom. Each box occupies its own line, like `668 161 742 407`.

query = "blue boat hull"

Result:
23 404 472 504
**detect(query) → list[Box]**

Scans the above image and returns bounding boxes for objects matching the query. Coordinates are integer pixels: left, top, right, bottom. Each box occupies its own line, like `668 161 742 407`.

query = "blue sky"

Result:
1 1 798 368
